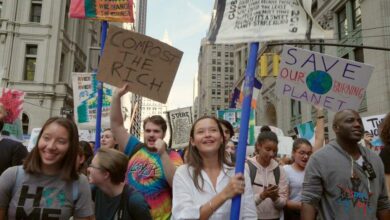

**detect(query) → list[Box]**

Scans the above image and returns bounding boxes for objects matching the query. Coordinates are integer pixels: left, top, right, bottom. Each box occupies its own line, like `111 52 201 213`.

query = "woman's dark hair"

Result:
256 131 278 144
260 125 272 133
187 116 232 191
380 112 390 146
79 140 94 167
23 117 80 181
292 138 312 153
219 119 234 138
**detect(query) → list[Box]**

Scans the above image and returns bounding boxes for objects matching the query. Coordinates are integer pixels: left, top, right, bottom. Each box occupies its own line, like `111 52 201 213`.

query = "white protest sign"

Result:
207 0 332 44
27 128 41 152
362 114 386 150
97 25 183 103
72 72 114 129
167 107 193 149
276 46 374 112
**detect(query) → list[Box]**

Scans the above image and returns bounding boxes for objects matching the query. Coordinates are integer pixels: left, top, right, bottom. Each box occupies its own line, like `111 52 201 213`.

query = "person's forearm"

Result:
377 209 390 220
313 109 325 152
286 200 302 210
111 93 124 129
0 208 6 220
199 193 228 220
301 203 316 220
161 152 177 187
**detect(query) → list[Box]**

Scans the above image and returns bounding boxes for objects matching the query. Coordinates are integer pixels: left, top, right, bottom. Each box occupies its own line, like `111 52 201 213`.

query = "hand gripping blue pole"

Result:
230 42 259 220
94 21 108 153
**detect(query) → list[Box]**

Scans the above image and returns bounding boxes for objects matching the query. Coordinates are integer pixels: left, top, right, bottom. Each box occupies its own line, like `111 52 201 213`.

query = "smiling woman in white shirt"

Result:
171 116 257 220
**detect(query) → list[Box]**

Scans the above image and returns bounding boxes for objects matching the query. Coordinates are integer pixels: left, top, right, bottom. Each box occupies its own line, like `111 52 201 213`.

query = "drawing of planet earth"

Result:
306 70 333 95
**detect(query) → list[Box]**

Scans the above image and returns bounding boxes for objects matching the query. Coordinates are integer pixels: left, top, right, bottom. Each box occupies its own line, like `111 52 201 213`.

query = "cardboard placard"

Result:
97 26 183 103
276 46 374 112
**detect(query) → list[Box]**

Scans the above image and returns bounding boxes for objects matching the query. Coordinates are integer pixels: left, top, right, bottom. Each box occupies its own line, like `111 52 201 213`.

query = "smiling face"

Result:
38 122 70 173
190 118 224 157
143 122 165 148
333 110 364 143
101 129 116 149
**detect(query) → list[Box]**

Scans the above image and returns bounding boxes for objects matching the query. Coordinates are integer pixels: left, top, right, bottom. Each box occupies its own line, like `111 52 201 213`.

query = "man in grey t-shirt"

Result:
301 109 390 220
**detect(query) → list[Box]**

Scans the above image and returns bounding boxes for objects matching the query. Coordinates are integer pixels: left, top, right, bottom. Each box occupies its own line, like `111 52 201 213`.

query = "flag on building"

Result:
69 0 134 22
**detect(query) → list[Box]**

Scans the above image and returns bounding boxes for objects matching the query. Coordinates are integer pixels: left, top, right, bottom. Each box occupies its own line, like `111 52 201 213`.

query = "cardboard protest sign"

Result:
207 0 332 44
69 0 134 22
72 72 114 129
276 46 374 112
97 26 183 103
217 109 255 146
362 114 386 151
167 107 193 149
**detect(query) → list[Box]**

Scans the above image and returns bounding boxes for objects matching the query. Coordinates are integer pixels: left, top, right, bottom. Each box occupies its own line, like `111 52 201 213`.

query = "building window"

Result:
30 0 42 23
352 0 361 29
354 47 364 62
22 113 29 135
337 6 348 40
24 45 38 81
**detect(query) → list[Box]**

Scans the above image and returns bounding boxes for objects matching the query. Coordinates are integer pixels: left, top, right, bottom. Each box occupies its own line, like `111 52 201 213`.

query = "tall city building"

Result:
196 38 236 116
0 0 100 134
255 0 390 139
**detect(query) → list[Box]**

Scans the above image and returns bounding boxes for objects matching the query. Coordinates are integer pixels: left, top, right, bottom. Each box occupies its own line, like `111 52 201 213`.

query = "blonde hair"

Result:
96 148 129 184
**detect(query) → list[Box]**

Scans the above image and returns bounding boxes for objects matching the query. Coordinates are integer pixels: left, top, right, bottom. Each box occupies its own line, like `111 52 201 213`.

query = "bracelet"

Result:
317 116 325 119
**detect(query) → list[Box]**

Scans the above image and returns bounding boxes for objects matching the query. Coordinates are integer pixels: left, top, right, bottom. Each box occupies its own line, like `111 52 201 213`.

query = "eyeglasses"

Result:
88 164 105 171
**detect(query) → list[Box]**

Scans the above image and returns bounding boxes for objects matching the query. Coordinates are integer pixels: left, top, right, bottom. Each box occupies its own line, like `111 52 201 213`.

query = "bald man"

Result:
301 109 390 220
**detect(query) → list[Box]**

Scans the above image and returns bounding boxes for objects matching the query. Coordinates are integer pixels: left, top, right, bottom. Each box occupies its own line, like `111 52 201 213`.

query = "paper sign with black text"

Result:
207 0 332 44
97 26 183 103
275 46 374 112
167 107 193 149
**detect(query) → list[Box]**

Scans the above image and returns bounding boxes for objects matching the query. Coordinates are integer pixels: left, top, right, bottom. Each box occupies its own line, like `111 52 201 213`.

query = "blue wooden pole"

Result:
230 42 259 220
94 21 108 153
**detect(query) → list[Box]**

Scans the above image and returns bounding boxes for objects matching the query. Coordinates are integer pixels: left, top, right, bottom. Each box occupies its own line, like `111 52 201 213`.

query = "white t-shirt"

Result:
283 165 305 202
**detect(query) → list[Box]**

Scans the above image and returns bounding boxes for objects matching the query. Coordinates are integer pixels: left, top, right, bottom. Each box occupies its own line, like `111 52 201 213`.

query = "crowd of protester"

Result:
0 87 389 220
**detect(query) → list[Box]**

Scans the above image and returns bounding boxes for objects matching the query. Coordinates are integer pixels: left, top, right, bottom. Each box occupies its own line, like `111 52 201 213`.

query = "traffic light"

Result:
272 54 280 77
259 55 268 77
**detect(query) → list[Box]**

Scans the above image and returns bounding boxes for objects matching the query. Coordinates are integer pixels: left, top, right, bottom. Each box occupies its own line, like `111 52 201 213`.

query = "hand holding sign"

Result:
97 26 183 103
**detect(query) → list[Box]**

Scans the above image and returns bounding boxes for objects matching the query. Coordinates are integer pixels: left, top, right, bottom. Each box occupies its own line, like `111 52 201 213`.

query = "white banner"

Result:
276 46 374 112
167 107 193 149
207 0 333 44
72 72 114 129
362 114 386 152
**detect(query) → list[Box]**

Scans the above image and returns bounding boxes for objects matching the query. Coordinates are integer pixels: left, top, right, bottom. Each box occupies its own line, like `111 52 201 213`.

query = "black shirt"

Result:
0 138 28 175
380 144 390 174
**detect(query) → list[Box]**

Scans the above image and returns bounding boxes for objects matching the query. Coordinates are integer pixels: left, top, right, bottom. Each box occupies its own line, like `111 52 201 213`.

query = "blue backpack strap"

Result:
12 165 24 196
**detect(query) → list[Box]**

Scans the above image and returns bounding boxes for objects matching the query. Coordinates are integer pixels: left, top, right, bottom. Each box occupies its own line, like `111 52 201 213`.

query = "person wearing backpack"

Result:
88 148 151 220
246 130 288 220
0 117 94 220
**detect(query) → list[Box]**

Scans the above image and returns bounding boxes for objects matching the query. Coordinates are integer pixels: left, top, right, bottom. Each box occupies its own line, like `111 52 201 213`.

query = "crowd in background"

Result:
0 86 389 220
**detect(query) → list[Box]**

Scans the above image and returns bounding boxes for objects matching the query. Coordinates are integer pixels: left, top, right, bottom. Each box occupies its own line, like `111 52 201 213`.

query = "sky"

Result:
146 0 215 110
